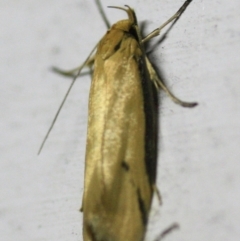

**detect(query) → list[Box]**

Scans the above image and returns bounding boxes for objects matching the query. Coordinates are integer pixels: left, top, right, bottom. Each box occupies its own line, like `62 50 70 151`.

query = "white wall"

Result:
1 0 240 240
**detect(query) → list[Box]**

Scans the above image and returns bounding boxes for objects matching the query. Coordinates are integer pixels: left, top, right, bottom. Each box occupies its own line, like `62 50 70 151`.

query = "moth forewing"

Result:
82 8 157 241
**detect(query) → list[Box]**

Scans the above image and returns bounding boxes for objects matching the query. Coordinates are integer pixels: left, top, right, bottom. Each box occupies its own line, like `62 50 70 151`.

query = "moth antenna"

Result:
142 0 192 43
38 45 97 155
95 0 111 29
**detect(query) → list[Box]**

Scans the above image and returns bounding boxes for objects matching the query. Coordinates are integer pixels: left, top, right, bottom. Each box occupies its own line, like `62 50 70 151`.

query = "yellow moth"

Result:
39 0 197 240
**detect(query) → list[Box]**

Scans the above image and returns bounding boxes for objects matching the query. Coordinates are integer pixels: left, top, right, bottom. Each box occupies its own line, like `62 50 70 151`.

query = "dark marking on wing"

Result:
121 161 130 171
86 223 97 241
128 25 140 42
137 188 147 226
114 39 122 52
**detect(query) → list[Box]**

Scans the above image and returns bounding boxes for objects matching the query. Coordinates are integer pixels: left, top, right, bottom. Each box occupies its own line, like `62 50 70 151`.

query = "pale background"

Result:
1 0 240 241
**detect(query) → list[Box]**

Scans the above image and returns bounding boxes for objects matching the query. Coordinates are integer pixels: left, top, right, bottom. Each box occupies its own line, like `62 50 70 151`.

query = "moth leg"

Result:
146 58 197 108
79 203 83 212
153 223 179 241
142 0 192 43
52 66 89 78
52 56 95 78
153 185 162 205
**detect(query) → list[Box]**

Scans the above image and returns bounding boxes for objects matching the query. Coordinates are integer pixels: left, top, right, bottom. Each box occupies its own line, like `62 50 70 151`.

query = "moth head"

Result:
108 5 141 42
108 5 137 25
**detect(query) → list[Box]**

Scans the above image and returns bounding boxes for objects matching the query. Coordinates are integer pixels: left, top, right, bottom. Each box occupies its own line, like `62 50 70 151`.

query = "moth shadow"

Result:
140 17 184 166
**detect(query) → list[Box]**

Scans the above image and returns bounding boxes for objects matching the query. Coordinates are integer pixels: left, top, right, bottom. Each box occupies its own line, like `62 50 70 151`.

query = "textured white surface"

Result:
1 0 240 241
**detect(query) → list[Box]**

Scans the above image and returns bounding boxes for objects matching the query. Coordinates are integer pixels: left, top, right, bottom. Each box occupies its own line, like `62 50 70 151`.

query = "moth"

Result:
39 0 197 240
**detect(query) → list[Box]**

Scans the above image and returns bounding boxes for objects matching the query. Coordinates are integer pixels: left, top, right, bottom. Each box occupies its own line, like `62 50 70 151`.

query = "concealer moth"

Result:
39 1 197 240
